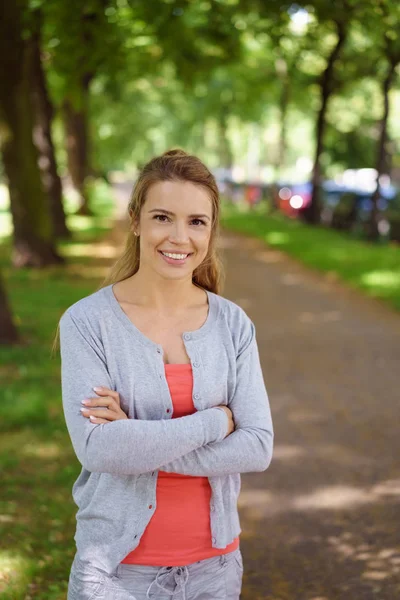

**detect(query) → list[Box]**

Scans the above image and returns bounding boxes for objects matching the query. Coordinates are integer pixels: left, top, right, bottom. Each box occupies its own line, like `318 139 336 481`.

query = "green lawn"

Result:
221 201 400 312
0 181 115 599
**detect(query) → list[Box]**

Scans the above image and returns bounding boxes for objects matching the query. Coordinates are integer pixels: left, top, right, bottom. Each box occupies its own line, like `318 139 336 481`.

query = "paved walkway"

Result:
109 185 400 599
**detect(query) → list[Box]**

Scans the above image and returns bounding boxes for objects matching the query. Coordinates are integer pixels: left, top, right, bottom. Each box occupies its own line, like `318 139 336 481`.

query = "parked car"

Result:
274 180 400 241
273 180 342 219
329 186 399 239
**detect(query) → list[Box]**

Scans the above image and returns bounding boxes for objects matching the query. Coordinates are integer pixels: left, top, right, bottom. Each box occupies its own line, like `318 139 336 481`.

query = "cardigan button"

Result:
193 362 199 368
193 393 200 400
183 333 191 341
212 537 216 544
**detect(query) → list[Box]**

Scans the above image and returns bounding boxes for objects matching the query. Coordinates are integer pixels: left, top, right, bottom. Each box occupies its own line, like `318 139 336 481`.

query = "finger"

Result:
93 387 120 406
81 408 118 420
89 415 109 424
82 396 115 409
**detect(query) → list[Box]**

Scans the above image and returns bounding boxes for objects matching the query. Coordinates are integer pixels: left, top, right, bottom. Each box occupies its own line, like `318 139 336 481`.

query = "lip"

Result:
159 250 192 254
158 250 193 266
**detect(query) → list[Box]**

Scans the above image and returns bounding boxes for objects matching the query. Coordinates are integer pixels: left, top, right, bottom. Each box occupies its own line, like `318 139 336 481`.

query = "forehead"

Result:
144 180 212 216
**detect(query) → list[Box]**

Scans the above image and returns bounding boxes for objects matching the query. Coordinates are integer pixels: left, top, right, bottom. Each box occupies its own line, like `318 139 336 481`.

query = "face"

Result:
133 180 213 281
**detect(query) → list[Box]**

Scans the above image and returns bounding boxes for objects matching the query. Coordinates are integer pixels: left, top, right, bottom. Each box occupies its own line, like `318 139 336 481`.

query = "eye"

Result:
191 218 207 226
153 214 170 222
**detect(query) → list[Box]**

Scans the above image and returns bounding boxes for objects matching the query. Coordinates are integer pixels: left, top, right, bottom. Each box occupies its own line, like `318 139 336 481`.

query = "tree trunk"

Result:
30 12 71 239
274 55 290 183
303 21 347 224
0 0 63 268
63 79 93 216
368 59 397 241
217 110 233 170
277 78 289 178
0 273 19 344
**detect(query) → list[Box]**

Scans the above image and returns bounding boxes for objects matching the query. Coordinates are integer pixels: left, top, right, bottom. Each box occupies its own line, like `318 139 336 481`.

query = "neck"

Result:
122 271 204 313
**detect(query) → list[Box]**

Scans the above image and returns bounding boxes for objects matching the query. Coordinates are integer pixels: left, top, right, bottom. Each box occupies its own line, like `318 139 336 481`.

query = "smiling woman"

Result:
101 149 223 295
58 149 273 600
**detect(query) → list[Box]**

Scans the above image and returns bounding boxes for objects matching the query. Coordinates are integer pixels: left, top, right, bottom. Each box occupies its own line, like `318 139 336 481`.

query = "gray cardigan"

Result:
59 284 273 576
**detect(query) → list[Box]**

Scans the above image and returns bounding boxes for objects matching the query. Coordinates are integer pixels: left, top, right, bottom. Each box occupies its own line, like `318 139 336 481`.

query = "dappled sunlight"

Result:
0 550 30 594
0 183 9 210
253 249 285 264
264 231 290 245
272 444 307 460
298 310 342 323
360 270 400 291
66 215 110 231
272 442 376 467
281 272 303 285
293 485 373 510
0 514 15 524
66 264 110 279
327 533 400 583
21 442 63 459
0 213 12 239
61 242 119 259
372 479 400 497
239 477 400 521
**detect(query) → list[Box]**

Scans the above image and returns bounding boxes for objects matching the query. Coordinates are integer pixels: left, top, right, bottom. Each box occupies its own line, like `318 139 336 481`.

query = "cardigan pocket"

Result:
68 555 139 600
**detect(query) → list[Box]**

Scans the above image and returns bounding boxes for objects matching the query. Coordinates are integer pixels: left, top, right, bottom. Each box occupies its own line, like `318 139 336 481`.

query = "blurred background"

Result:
1 1 400 598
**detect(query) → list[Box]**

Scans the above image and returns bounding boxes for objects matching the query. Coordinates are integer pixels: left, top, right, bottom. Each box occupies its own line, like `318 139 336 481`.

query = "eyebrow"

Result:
148 208 211 221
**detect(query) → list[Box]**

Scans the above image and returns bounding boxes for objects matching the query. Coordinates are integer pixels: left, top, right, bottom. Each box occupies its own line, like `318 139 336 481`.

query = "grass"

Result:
221 201 400 312
0 180 116 599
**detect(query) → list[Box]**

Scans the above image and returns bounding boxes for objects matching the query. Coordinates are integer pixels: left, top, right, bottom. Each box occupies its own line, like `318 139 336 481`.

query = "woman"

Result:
59 149 273 600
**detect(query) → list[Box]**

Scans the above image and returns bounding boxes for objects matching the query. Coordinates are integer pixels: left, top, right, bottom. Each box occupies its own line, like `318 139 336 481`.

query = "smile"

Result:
161 251 190 259
158 250 193 265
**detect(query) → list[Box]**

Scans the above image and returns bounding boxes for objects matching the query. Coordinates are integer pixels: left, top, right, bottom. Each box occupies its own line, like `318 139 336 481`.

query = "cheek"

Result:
197 232 211 256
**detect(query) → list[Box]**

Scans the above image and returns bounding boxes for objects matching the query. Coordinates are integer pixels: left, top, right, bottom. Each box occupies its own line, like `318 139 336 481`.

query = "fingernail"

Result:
81 400 90 405
80 408 88 412
93 387 102 392
89 415 96 421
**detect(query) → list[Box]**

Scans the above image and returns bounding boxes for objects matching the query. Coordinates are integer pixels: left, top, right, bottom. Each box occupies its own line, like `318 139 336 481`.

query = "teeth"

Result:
161 252 189 260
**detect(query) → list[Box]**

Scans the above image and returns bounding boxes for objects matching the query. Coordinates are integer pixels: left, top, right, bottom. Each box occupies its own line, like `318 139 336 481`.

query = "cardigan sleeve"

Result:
59 311 228 476
159 320 273 476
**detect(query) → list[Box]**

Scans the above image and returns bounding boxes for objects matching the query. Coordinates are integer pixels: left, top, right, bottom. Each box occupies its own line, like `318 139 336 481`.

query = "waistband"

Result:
118 548 239 599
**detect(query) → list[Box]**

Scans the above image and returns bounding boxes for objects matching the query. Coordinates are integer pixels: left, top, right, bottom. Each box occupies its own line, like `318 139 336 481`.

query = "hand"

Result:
217 405 234 438
80 387 128 424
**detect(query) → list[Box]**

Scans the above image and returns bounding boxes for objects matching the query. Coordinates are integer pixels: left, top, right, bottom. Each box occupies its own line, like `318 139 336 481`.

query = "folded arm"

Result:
159 321 273 476
59 311 227 476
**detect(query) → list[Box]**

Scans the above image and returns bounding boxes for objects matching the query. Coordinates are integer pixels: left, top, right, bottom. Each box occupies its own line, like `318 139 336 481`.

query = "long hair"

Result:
52 149 224 355
99 148 224 293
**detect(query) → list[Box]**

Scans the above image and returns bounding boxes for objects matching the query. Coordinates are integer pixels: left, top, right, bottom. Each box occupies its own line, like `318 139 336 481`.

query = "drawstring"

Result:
146 565 189 599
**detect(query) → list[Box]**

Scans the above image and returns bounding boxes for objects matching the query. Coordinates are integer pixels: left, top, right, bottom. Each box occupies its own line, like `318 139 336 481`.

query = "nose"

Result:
168 221 189 245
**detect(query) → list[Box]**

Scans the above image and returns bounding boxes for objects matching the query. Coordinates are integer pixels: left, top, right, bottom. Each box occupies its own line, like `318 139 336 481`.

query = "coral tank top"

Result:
121 362 239 566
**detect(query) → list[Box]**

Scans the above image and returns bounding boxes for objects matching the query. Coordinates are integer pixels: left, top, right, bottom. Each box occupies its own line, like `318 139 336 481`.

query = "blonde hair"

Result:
52 149 224 355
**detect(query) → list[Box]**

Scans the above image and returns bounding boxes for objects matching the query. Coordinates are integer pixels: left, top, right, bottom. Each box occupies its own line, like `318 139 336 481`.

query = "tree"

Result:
30 9 70 238
0 0 63 267
43 0 125 214
0 273 18 344
300 1 352 224
368 1 400 240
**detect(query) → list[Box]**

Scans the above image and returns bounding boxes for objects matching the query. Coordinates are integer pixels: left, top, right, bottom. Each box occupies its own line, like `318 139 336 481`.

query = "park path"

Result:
109 183 400 600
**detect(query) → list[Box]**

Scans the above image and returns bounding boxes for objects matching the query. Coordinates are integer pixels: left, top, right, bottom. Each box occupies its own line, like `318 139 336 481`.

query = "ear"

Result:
130 217 140 236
